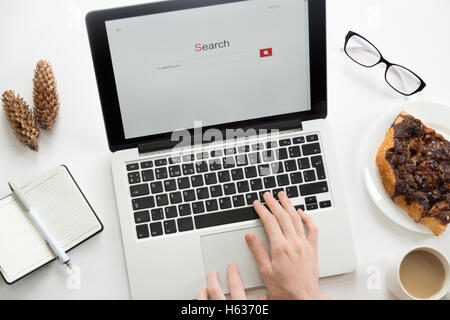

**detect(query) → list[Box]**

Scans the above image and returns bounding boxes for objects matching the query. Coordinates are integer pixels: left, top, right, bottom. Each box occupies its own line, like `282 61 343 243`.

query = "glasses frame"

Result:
344 31 426 96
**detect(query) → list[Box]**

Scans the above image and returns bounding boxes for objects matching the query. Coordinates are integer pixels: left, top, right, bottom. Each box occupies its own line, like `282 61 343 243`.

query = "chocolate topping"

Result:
385 114 450 224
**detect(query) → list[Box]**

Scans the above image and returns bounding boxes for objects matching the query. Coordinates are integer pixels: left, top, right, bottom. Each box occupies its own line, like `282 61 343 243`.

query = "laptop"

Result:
86 0 356 299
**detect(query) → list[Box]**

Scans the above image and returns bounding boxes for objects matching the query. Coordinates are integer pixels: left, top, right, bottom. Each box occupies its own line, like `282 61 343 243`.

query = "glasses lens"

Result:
386 65 422 95
345 35 381 67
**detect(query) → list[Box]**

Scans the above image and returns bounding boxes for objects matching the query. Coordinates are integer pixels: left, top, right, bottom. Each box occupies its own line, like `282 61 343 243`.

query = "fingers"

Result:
259 293 270 300
263 192 297 239
227 262 247 300
253 200 284 244
245 232 272 277
277 191 305 238
298 209 318 248
196 288 208 300
207 271 226 300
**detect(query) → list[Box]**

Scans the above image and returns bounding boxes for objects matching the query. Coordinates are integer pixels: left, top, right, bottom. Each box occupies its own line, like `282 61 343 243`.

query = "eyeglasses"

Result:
344 31 426 96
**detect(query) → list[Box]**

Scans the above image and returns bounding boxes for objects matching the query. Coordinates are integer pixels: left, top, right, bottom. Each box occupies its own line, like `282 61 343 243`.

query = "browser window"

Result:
106 0 310 139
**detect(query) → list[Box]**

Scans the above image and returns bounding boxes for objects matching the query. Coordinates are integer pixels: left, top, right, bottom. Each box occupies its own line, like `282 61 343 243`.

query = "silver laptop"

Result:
86 0 356 299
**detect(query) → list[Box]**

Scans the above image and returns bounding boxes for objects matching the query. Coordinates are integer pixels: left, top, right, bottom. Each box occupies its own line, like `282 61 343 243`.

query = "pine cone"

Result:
33 60 60 130
2 90 39 151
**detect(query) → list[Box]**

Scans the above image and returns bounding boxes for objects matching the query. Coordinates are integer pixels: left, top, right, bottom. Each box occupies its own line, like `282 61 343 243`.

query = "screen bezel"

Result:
86 0 327 152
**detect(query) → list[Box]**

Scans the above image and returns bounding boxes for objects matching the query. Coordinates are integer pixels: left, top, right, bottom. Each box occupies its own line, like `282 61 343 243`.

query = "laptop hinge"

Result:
138 119 302 154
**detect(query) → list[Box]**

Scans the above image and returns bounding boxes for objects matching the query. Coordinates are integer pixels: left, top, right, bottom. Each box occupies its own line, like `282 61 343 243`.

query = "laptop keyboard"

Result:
126 133 332 239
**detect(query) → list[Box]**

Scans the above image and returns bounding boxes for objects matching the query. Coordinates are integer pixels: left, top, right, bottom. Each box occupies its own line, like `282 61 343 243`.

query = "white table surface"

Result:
0 0 449 300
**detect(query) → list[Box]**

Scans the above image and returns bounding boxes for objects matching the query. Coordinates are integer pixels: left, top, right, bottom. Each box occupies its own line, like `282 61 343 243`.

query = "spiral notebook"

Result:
0 166 103 284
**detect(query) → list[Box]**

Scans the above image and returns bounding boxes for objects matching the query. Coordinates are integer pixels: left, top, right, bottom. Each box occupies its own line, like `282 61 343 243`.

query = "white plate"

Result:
362 102 450 235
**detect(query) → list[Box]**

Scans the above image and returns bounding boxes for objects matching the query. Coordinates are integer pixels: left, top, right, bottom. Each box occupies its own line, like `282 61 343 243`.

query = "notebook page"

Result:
0 166 102 283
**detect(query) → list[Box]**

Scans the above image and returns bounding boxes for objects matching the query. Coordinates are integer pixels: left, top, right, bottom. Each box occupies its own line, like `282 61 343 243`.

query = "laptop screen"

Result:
105 0 310 140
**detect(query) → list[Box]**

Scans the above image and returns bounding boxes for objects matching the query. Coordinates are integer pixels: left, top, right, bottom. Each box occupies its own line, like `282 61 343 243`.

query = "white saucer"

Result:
362 102 450 235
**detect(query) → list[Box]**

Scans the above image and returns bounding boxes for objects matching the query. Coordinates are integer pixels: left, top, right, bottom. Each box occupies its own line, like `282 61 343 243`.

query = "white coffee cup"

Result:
386 246 450 300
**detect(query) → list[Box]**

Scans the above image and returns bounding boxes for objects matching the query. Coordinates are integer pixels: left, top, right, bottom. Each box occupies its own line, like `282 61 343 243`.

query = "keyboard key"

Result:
224 147 237 155
250 178 263 191
136 224 149 239
277 174 290 186
151 208 164 220
295 205 305 212
252 143 264 151
155 159 167 166
165 206 178 218
320 200 332 208
263 176 276 189
246 193 258 205
196 152 209 160
155 167 168 180
134 211 150 224
210 185 223 197
192 201 205 214
286 186 299 198
219 197 232 209
164 179 177 192
169 191 182 204
302 143 321 156
130 184 150 197
183 189 196 202
140 161 153 169
232 195 246 207
142 169 154 182
223 183 237 195
259 190 269 202
284 160 297 172
164 220 177 234
177 177 190 189
245 166 257 178
272 188 284 200
191 175 204 187
293 136 305 144
279 139 291 146
169 156 181 164
197 187 210 200
128 172 141 184
238 145 250 153
218 171 231 183
311 155 326 180
150 222 163 237
194 207 259 229
183 154 195 162
271 162 284 174
177 217 194 232
195 161 208 173
206 199 218 212
248 152 261 165
236 154 248 166
168 165 181 178
288 146 301 158
223 156 235 169
298 158 311 170
204 173 218 185
127 163 139 171
132 196 155 210
237 181 250 193
210 149 223 157
290 172 303 184
231 168 244 181
305 196 317 205
306 134 319 142
299 181 328 196
266 141 278 149
156 194 169 206
258 164 271 176
209 159 222 171
262 150 276 162
277 148 288 160
178 204 192 216
306 203 318 211
182 163 195 175
303 170 316 182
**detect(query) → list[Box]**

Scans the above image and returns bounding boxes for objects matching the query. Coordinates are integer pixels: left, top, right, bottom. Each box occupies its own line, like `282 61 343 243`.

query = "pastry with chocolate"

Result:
376 111 450 236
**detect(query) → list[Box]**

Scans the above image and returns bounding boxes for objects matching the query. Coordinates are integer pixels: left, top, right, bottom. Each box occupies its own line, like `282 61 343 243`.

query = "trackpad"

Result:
200 226 269 293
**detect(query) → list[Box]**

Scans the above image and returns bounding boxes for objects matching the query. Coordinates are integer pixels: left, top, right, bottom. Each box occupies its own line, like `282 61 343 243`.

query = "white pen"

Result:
8 181 72 270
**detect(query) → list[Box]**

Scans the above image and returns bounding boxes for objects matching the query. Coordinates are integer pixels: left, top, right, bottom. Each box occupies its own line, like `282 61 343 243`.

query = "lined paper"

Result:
0 166 102 283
